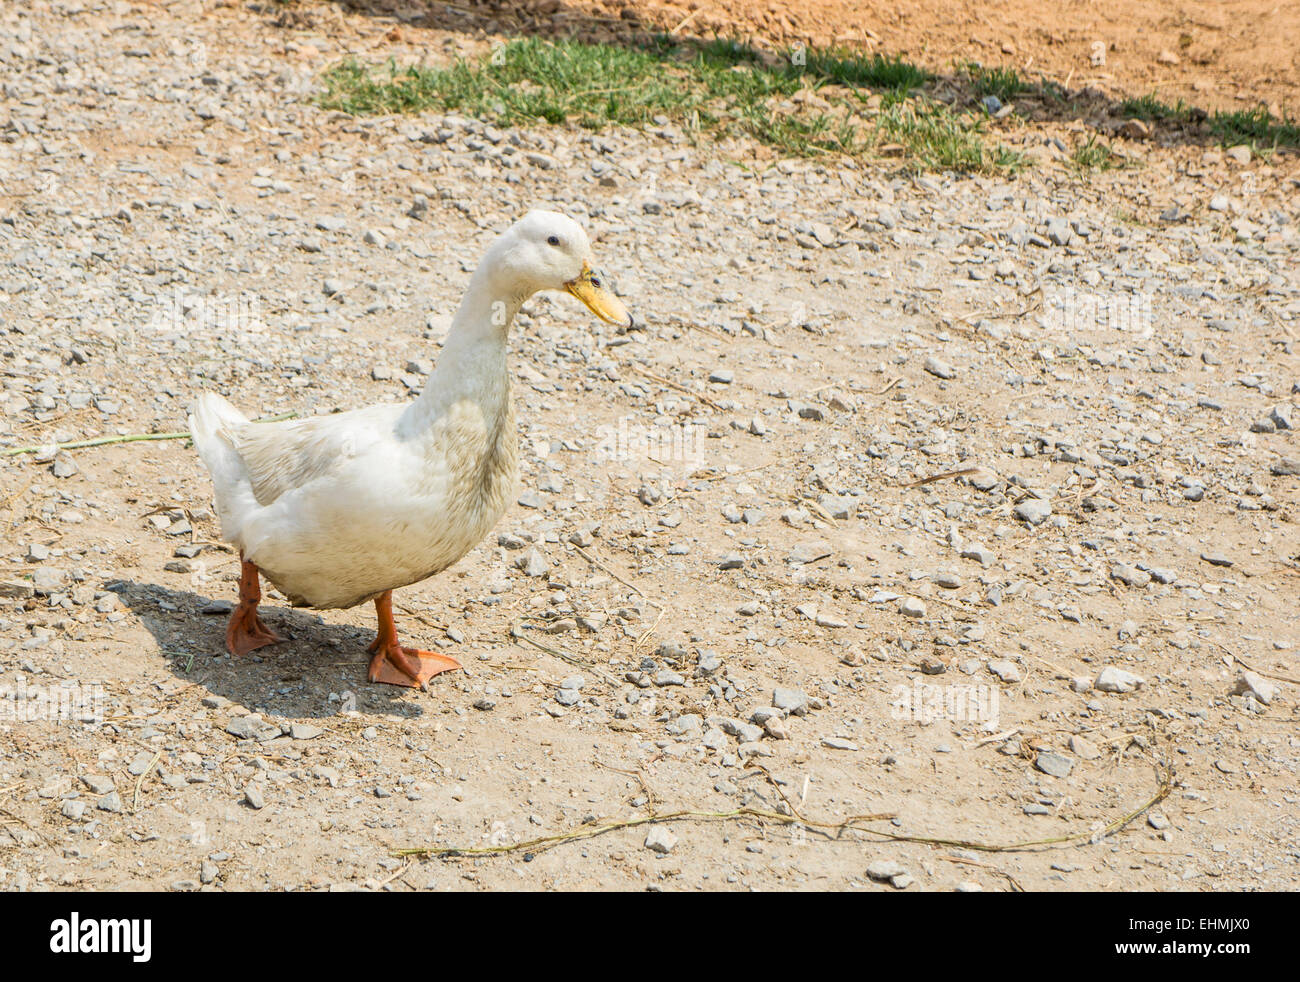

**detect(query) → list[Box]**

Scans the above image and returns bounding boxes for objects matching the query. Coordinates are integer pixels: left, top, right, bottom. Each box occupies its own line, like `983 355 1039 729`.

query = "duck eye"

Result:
590 277 601 288
547 235 560 246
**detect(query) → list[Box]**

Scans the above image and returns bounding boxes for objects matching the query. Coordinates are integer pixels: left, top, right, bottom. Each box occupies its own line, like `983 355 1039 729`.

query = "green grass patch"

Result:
1070 133 1127 172
961 61 1030 102
1118 93 1192 123
1117 92 1298 150
803 48 930 92
876 101 1023 173
320 37 1019 173
1209 106 1300 150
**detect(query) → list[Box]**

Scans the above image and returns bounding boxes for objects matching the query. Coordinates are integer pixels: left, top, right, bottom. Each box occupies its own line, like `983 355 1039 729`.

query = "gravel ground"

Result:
1 1 1297 892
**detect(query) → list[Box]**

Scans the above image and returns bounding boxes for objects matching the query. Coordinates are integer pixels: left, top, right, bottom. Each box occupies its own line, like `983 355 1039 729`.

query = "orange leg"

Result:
366 590 460 688
225 559 283 657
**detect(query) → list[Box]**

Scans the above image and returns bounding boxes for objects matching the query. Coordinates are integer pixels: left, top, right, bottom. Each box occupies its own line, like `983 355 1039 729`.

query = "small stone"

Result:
1110 563 1151 588
924 356 956 380
290 723 323 740
1013 499 1052 525
899 596 927 619
96 791 123 813
987 660 1022 683
1147 812 1171 831
1120 118 1150 140
1200 552 1233 568
788 540 833 565
1095 667 1144 693
773 688 810 716
225 715 282 742
814 611 848 628
1045 218 1073 246
243 784 266 809
1035 751 1074 778
866 859 905 882
1069 735 1100 760
960 545 995 567
666 714 701 737
821 736 859 751
644 827 677 854
31 567 68 596
517 547 549 577
82 775 115 795
1271 457 1300 477
1233 671 1278 705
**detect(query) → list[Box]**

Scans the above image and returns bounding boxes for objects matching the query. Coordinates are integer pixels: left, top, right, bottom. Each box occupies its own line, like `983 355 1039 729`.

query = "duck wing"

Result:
226 405 401 507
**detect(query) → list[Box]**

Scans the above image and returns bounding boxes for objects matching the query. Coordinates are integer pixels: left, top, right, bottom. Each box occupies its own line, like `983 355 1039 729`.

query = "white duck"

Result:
188 210 631 687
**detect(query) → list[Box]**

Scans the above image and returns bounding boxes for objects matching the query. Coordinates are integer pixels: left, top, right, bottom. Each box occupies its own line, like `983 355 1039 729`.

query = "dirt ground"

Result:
0 1 1297 893
346 0 1300 115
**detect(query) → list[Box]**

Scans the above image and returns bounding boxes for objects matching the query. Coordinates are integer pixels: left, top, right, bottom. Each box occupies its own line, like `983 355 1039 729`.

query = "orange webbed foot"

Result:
226 604 283 657
224 558 283 657
367 644 461 688
365 590 460 687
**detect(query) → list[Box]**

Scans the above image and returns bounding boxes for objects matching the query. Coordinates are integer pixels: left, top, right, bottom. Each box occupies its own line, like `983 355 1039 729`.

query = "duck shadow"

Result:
106 579 444 721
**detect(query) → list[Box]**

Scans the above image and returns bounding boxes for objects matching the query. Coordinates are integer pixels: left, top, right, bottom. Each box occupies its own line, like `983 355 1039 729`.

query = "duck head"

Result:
486 210 633 328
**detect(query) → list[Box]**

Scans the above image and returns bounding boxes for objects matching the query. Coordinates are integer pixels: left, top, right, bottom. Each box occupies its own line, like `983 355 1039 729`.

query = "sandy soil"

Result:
0 0 1297 893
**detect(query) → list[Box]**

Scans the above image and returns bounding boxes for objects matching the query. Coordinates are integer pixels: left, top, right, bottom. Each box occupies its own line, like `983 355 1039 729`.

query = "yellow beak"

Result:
564 262 632 328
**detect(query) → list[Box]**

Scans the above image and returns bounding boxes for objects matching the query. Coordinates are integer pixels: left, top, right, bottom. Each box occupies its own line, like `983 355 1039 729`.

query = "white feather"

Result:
187 210 606 610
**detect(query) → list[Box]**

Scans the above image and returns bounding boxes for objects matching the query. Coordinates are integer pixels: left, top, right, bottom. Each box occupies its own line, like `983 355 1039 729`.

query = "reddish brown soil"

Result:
341 0 1300 115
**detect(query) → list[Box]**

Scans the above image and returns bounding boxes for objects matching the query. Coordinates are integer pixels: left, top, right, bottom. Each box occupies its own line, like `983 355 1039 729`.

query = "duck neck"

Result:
401 268 524 434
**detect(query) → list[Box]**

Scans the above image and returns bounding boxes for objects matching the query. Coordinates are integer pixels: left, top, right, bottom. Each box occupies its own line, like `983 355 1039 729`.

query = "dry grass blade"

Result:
902 466 988 489
509 624 619 685
395 803 896 860
0 806 49 845
2 411 298 457
624 362 726 411
572 545 655 605
132 749 164 813
1215 643 1300 685
395 759 1173 860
